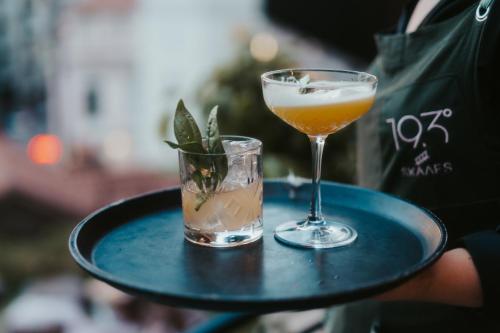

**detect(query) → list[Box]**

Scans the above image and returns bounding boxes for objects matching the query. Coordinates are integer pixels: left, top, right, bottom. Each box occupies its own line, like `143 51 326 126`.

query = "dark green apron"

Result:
353 0 500 331
358 0 500 242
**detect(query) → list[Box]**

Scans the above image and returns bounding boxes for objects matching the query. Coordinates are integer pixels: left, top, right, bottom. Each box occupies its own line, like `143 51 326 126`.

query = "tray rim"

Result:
68 179 448 312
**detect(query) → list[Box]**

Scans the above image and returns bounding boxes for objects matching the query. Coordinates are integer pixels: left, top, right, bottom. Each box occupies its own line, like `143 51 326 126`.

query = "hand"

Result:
375 248 483 307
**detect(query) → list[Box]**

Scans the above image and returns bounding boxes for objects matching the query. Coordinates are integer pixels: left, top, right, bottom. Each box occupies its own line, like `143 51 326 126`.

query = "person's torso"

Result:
355 0 500 331
357 0 500 242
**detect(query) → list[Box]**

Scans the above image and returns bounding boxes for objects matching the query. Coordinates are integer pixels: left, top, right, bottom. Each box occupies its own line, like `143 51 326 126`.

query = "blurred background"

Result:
0 0 402 331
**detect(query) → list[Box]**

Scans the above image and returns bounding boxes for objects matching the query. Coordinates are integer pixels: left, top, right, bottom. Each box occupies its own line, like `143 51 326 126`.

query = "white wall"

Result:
133 0 266 170
50 0 266 171
49 0 351 171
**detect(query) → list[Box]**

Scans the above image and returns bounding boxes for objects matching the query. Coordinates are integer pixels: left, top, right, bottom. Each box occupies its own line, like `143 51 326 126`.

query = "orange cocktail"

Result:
270 94 374 136
261 69 377 249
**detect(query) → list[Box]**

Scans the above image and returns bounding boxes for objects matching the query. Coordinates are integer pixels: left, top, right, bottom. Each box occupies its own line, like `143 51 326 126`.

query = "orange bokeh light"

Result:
27 134 63 165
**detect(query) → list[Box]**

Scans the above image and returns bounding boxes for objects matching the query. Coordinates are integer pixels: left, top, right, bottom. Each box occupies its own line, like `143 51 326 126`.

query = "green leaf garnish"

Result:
206 106 220 152
174 99 203 146
206 106 228 183
164 140 180 149
194 192 211 211
191 170 205 194
165 99 228 211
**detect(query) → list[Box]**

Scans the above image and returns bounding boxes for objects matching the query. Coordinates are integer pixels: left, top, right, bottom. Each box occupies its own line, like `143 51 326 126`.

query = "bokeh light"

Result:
250 32 279 62
27 134 63 165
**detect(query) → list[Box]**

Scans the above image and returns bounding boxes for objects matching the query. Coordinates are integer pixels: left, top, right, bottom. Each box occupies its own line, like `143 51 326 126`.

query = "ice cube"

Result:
222 138 260 155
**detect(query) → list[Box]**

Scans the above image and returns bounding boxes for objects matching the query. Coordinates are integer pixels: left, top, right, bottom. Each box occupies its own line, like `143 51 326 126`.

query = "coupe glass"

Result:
261 69 377 248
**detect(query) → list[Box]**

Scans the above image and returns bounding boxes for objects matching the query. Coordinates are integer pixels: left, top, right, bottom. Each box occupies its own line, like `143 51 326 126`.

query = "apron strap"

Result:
476 0 495 21
475 0 499 112
396 0 419 33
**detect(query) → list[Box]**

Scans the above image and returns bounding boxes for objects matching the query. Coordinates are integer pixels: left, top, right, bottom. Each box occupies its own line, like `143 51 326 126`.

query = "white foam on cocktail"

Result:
263 81 375 108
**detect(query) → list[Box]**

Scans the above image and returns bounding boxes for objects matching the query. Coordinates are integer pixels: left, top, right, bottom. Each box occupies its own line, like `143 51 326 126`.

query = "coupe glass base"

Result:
274 220 357 249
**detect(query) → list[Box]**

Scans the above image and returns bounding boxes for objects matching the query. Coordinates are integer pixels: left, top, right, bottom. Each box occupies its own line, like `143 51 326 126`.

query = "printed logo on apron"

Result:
379 75 462 179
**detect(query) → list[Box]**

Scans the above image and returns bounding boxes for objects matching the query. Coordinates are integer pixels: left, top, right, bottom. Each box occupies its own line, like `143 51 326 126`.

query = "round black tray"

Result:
69 180 446 313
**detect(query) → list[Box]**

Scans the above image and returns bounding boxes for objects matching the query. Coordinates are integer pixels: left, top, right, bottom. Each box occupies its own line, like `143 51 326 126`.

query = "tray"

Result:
69 180 446 313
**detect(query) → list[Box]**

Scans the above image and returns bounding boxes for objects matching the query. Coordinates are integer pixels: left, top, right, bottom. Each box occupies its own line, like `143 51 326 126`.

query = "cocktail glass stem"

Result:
308 135 327 225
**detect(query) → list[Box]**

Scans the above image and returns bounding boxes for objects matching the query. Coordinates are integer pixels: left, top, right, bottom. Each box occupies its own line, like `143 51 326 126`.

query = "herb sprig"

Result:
165 100 228 211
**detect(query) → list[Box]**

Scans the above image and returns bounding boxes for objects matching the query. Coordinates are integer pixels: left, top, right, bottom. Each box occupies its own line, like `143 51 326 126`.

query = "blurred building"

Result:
49 0 137 170
3 0 363 172
0 135 175 222
49 0 267 171
0 0 74 139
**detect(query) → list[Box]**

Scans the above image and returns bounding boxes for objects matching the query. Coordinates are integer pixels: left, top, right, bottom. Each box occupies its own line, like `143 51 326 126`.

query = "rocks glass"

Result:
178 136 263 247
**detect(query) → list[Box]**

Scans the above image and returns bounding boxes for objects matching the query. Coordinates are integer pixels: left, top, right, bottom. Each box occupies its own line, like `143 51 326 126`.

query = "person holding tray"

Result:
66 0 498 331
327 0 500 332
